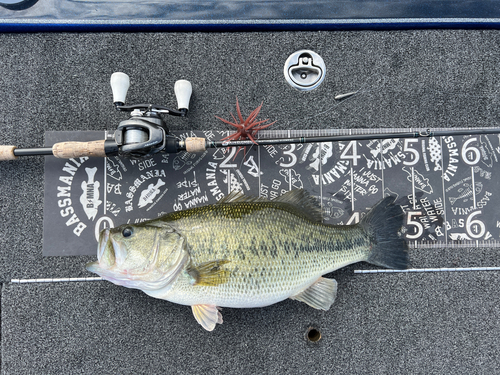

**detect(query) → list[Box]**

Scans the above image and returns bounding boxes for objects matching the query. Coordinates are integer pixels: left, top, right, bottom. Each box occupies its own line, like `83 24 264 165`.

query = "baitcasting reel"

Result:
109 72 192 159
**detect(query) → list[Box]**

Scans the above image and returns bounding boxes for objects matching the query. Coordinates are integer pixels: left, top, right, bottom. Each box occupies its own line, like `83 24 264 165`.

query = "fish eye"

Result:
122 227 134 238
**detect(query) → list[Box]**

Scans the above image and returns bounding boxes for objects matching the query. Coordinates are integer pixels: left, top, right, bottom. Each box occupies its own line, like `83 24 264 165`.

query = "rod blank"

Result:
4 127 500 160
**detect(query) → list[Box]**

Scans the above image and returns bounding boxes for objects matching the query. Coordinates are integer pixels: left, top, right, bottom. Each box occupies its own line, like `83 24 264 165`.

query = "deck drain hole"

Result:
306 327 321 342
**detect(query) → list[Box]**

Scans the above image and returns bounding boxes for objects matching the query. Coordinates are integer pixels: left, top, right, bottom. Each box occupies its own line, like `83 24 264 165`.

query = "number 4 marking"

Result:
340 141 361 166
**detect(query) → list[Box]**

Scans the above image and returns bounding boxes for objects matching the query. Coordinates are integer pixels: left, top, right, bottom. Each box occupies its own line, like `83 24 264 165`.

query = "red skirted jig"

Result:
215 98 276 158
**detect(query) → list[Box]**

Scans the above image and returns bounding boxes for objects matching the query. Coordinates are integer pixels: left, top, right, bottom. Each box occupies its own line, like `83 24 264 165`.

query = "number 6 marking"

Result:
466 211 485 239
461 138 480 166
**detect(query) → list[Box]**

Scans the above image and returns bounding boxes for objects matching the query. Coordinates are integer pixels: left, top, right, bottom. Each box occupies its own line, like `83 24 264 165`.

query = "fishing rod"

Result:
2 72 500 160
5 127 500 159
1 72 192 161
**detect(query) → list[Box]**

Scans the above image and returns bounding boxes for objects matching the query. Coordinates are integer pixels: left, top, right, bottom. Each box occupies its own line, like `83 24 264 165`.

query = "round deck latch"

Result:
284 50 326 91
0 0 39 10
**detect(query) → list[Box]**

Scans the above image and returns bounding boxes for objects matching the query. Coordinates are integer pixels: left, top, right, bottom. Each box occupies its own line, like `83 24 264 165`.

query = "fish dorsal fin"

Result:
191 304 223 331
273 189 323 223
218 189 323 223
290 277 338 311
217 190 268 205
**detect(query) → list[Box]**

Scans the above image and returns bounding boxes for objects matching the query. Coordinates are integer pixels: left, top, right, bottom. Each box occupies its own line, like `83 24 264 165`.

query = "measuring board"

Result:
43 129 500 256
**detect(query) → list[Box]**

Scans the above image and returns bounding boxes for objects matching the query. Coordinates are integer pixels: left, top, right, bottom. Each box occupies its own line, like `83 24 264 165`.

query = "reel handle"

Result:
110 72 192 116
110 72 130 106
174 80 192 114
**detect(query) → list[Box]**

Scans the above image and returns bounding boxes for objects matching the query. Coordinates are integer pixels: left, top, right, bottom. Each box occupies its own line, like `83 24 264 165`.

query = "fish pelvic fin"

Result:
361 196 409 270
191 304 223 331
290 277 337 311
186 260 231 286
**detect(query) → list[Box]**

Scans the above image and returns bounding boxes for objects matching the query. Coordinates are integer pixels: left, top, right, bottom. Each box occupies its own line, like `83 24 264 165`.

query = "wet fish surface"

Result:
86 189 408 331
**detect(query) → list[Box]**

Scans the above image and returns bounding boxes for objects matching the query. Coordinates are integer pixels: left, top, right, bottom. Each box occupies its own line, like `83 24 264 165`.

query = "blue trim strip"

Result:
2 19 500 33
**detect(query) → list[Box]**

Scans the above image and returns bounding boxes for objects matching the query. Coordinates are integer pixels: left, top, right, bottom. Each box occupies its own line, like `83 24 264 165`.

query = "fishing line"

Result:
10 266 500 284
354 267 500 274
10 277 103 284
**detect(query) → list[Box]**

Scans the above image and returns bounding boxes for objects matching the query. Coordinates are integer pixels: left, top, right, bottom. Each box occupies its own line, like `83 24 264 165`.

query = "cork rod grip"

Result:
0 146 18 160
52 140 107 159
184 137 207 153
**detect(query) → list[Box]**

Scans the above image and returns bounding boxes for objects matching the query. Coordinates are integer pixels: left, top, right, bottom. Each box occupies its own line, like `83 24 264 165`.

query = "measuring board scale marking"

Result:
43 129 500 256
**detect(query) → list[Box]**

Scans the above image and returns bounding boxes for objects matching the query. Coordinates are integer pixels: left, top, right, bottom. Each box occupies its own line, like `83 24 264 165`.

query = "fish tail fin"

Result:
360 196 408 270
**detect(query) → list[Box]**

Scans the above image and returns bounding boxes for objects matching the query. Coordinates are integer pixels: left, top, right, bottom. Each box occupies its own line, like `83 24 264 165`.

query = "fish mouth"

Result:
85 260 129 286
85 260 100 274
86 228 122 273
86 229 112 275
97 229 110 262
86 228 130 284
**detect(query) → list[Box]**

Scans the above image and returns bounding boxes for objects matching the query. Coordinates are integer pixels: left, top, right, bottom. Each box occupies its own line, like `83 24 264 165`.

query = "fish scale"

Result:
86 189 408 331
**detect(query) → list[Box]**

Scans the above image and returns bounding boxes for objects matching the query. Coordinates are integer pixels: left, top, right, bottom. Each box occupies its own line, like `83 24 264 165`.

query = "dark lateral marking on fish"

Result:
249 238 259 256
270 247 278 258
259 241 268 257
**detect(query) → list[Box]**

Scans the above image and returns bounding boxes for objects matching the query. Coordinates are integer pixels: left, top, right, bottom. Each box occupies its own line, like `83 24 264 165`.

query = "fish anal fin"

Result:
290 277 337 311
191 304 223 331
187 260 231 286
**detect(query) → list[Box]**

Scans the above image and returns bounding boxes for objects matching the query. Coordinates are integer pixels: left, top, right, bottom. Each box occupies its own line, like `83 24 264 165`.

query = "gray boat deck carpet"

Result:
1 30 500 374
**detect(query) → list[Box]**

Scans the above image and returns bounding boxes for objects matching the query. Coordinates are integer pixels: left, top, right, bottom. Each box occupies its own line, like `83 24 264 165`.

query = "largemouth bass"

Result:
86 189 408 331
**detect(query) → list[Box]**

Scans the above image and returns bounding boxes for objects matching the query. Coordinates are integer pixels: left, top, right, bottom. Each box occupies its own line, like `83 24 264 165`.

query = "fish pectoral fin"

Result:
191 304 223 331
187 260 231 286
290 277 338 311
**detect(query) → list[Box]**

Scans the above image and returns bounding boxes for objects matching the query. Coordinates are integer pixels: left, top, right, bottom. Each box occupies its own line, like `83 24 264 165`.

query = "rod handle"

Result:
52 140 107 159
0 146 18 160
184 137 206 153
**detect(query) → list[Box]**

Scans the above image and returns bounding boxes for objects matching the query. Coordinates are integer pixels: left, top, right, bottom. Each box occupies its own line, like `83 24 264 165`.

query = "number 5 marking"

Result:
403 139 420 166
406 211 423 240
